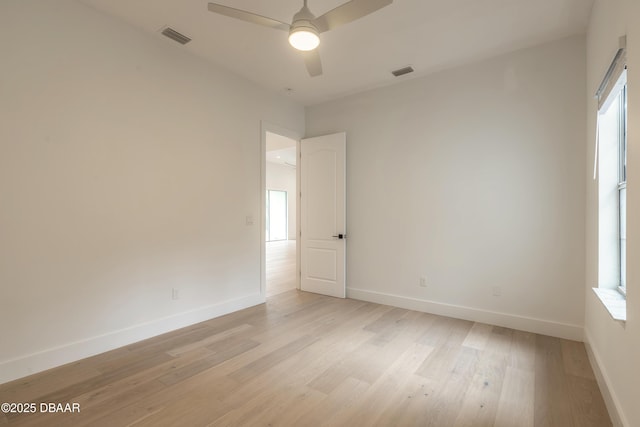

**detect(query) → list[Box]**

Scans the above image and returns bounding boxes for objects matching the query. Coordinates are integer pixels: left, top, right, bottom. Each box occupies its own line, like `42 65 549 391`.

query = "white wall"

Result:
306 36 586 340
0 0 304 383
266 162 297 240
585 1 640 426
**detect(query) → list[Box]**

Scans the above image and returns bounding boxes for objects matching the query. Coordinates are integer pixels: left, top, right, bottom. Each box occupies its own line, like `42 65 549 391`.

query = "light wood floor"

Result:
0 291 611 427
266 240 297 297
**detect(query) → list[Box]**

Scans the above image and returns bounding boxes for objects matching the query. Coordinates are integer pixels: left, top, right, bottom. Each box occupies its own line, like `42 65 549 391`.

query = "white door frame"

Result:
260 122 302 299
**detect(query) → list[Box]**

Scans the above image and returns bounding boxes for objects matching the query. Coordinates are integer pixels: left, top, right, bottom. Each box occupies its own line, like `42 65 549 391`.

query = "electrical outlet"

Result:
419 276 427 287
172 288 179 300
492 286 501 297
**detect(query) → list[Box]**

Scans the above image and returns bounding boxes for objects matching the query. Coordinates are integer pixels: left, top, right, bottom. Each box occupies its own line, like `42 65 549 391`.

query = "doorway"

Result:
263 128 299 297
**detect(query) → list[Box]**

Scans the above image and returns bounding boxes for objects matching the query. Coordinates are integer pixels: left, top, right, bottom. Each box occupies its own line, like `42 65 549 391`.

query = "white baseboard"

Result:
347 287 583 341
584 328 628 427
0 293 264 385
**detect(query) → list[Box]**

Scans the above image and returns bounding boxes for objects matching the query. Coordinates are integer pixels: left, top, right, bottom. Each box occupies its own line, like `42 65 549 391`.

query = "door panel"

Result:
301 132 346 298
307 248 337 281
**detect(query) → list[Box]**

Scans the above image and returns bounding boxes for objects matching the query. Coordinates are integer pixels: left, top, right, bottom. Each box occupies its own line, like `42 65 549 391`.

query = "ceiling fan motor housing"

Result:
289 5 320 51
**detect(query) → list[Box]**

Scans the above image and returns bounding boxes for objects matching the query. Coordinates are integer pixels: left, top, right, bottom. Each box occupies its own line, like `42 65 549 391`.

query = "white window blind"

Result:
593 35 627 180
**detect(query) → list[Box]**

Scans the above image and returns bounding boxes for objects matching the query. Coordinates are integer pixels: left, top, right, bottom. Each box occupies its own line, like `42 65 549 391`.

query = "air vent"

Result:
391 66 414 77
161 27 192 45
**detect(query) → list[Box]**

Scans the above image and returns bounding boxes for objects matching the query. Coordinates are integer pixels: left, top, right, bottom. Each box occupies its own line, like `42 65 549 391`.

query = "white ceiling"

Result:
266 132 297 166
80 0 594 106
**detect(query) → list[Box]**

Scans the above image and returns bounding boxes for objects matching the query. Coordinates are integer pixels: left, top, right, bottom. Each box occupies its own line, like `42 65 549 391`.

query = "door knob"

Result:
332 234 346 239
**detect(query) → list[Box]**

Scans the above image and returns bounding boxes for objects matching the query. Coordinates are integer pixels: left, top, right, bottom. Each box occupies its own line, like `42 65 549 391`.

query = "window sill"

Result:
592 288 626 322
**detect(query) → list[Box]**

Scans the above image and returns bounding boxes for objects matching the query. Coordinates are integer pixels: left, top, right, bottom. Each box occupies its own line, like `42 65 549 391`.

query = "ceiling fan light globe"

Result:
288 27 320 51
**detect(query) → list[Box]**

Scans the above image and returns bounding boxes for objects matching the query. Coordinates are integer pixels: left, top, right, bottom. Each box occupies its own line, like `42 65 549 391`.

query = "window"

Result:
598 71 627 292
594 68 627 321
617 83 627 294
266 190 288 242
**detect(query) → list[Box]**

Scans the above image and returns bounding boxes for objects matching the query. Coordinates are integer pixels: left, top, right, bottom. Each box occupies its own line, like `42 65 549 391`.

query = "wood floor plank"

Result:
266 240 297 297
308 314 421 395
488 326 514 357
331 342 435 426
370 374 436 427
510 330 537 371
534 335 574 427
122 322 213 354
494 366 535 427
131 390 228 427
363 307 410 333
91 375 239 427
417 316 474 348
219 302 383 410
10 348 215 427
123 325 226 360
0 361 102 403
228 335 317 384
210 380 319 427
166 323 254 357
90 371 227 426
566 375 612 427
561 340 596 380
451 323 524 427
420 347 481 427
415 341 459 377
158 339 261 387
212 305 378 406
452 348 507 426
71 380 168 427
88 403 164 427
292 377 370 426
218 348 324 415
462 322 494 351
251 387 326 427
3 352 175 427
75 347 210 408
0 286 611 427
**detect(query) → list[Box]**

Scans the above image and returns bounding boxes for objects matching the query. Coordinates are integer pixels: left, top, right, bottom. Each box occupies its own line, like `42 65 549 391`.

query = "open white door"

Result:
300 132 346 298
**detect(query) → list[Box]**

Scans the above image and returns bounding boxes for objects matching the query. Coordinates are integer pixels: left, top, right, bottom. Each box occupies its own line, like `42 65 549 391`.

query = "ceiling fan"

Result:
207 0 393 77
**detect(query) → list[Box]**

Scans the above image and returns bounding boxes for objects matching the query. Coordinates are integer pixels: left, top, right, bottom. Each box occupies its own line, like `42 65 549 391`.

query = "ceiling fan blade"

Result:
207 3 290 31
302 49 323 77
312 0 392 33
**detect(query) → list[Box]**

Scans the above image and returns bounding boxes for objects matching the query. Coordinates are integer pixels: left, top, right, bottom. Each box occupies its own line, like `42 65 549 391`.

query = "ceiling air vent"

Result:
391 66 414 77
161 27 192 45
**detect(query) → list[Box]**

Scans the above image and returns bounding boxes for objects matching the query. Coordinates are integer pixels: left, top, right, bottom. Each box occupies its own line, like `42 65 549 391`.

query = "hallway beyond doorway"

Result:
266 240 296 297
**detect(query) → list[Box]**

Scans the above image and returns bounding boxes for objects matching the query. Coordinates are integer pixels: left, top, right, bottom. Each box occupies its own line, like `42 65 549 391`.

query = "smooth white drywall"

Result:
0 0 303 383
306 36 586 339
266 162 297 240
585 0 640 425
